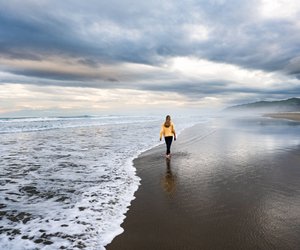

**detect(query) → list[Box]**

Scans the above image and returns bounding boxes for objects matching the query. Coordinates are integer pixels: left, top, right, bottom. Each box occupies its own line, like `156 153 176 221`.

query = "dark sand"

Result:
107 117 300 250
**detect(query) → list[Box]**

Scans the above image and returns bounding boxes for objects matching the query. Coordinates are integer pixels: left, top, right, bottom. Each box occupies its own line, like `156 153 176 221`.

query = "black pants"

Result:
164 136 173 155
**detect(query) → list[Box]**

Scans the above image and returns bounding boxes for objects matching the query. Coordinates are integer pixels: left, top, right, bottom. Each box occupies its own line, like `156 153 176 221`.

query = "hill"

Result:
225 98 300 113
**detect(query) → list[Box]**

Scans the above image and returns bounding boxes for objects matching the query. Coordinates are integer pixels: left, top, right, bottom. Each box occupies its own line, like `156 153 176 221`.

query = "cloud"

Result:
1 0 300 72
0 0 300 115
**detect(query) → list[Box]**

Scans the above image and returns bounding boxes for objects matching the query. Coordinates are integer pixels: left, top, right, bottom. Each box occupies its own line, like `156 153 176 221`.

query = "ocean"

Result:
0 115 206 249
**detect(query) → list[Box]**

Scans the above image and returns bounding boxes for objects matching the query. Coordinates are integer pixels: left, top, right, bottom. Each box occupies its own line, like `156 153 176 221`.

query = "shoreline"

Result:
264 112 300 121
104 121 204 247
107 119 300 249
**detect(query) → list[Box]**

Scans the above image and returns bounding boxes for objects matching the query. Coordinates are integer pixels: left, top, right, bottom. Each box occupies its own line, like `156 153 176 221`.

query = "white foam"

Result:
0 115 161 134
0 115 207 249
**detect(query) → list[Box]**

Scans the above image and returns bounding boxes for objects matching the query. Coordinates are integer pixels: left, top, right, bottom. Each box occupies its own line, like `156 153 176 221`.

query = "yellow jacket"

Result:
160 122 176 139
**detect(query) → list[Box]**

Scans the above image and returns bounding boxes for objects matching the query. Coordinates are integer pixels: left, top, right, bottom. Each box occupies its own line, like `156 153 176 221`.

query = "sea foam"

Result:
0 115 206 249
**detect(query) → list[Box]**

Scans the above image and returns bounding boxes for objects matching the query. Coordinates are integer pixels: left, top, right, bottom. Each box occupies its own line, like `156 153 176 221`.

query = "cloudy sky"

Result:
1 0 300 116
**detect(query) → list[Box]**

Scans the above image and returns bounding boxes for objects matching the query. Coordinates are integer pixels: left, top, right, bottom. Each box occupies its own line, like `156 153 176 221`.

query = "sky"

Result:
1 0 300 117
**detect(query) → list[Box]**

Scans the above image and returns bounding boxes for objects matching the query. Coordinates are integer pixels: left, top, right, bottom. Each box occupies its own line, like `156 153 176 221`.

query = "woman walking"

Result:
160 115 176 158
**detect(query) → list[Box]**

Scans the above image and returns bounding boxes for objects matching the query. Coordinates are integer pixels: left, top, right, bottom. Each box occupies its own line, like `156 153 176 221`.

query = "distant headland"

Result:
225 98 300 113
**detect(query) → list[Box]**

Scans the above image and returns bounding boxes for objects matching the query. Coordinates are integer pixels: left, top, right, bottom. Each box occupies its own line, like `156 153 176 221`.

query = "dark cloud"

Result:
130 78 300 101
77 59 100 68
0 1 253 63
1 0 299 70
0 0 300 105
9 69 97 81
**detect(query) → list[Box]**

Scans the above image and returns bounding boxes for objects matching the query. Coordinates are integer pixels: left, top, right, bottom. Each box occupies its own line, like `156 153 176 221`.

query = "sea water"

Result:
0 115 206 249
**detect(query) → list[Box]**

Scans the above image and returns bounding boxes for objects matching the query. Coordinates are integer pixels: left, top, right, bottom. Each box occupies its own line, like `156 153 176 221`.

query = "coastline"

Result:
264 112 300 121
107 119 300 249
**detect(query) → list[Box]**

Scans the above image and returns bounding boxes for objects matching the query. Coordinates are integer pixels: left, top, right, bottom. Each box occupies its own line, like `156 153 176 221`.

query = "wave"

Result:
0 114 209 249
0 115 161 134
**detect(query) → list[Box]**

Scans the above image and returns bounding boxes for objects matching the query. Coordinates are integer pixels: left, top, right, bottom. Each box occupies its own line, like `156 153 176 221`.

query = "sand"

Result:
264 112 300 121
107 117 300 250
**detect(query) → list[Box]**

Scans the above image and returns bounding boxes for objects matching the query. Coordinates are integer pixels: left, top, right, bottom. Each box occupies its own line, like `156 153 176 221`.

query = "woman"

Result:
160 115 176 158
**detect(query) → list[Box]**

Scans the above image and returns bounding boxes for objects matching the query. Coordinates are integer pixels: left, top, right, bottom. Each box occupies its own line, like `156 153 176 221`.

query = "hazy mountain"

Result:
225 98 300 113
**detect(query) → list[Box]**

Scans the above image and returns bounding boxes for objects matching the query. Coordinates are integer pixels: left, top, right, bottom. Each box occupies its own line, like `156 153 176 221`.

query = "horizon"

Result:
1 97 300 119
1 1 300 117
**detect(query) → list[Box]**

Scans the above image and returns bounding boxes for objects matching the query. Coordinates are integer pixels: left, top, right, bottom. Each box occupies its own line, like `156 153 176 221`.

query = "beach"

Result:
0 115 202 249
107 117 300 250
264 112 300 122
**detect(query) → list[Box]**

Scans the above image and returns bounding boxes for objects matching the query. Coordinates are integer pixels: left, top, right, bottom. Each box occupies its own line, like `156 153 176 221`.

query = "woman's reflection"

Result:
161 158 176 195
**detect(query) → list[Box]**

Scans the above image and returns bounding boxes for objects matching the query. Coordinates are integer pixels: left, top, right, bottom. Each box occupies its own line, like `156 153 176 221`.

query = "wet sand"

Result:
107 118 300 250
264 112 300 121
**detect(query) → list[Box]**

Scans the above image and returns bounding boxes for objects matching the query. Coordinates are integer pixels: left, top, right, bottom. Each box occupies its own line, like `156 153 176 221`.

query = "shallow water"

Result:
0 115 205 249
174 117 300 249
107 116 300 250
